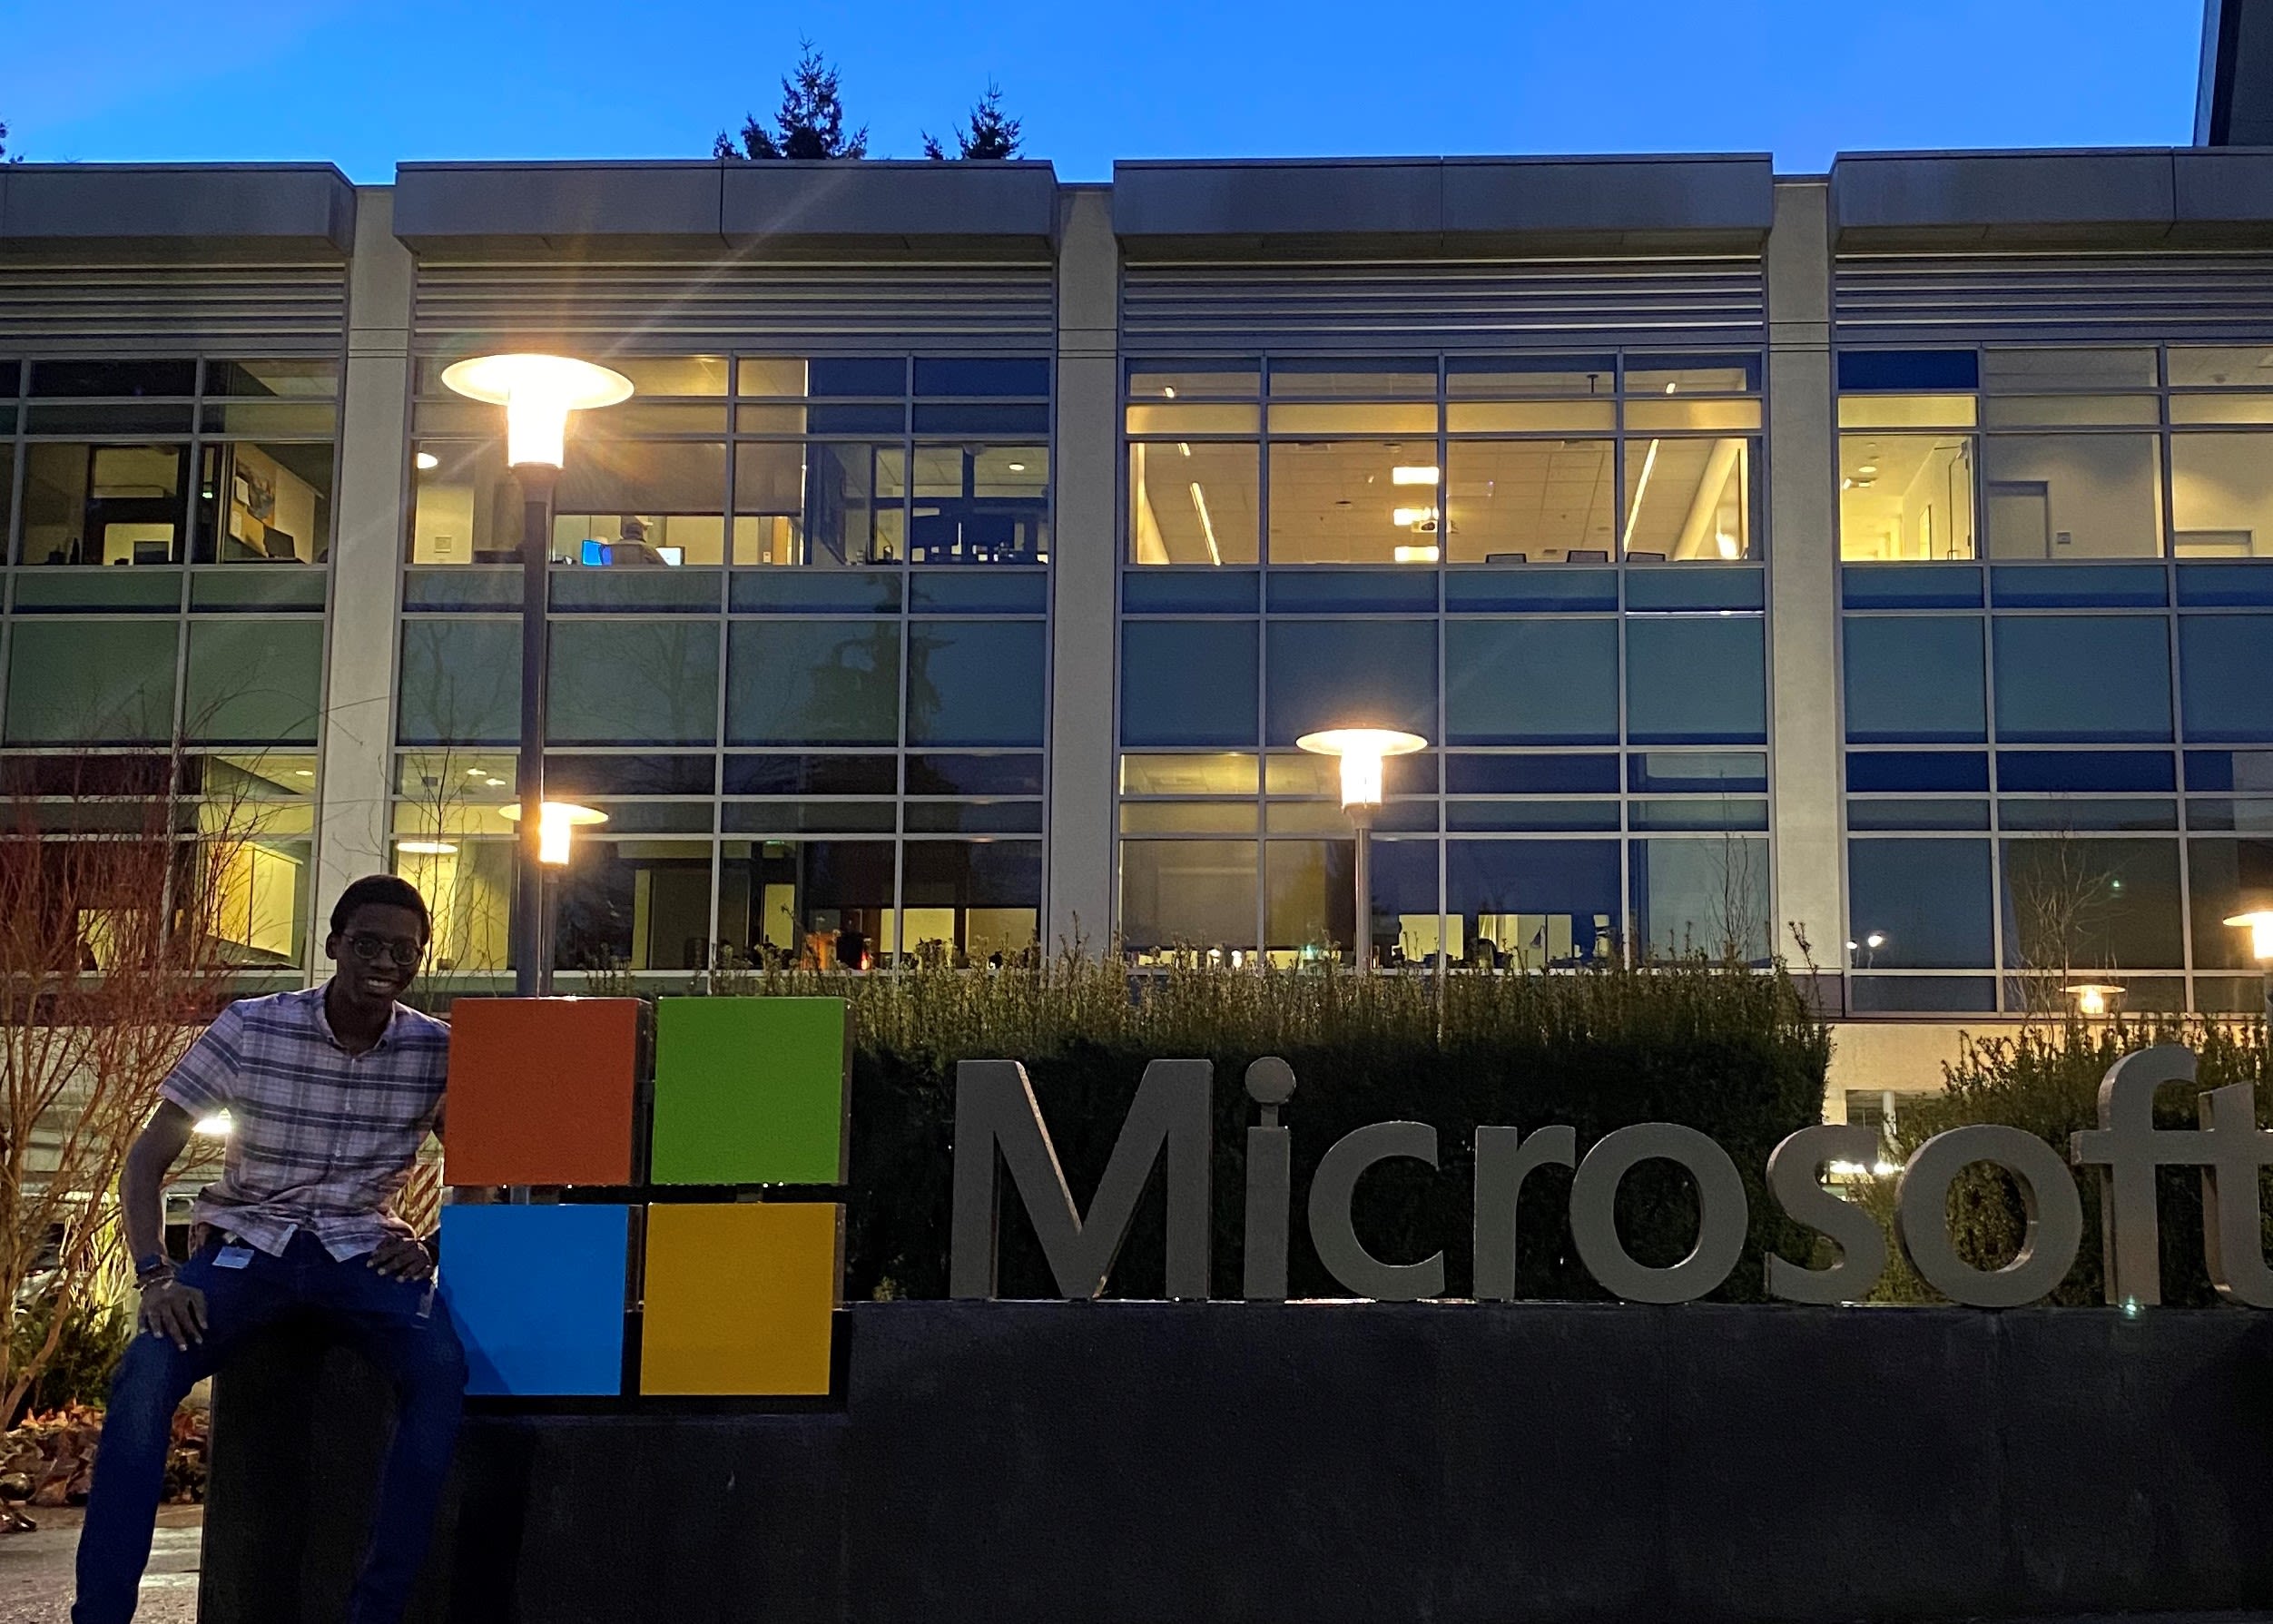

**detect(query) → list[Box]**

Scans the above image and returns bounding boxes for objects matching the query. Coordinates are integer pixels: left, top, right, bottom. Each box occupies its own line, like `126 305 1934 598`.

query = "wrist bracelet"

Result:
136 1266 175 1289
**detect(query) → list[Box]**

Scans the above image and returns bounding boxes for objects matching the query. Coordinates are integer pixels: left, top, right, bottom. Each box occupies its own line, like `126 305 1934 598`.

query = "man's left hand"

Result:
366 1235 434 1281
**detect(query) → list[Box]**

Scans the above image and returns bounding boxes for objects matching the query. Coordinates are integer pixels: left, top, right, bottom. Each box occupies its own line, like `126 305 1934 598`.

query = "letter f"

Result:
2070 1044 2203 1308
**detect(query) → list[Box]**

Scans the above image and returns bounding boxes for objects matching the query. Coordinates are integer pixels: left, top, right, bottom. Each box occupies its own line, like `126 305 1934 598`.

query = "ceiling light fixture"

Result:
1188 482 1223 568
415 451 439 471
1391 465 1440 486
397 840 459 856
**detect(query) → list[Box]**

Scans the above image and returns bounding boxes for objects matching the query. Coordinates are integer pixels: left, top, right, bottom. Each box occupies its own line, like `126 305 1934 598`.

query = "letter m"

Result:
950 1059 1212 1300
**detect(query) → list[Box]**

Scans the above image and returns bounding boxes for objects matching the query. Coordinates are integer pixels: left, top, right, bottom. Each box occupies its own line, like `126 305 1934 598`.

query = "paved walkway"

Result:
0 1507 201 1624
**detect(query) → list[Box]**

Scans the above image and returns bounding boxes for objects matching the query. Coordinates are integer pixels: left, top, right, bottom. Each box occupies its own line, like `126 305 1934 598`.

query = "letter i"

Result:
1243 1057 1295 1302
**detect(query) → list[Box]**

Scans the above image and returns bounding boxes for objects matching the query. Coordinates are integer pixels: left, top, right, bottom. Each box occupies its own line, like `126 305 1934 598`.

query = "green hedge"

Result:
684 956 1830 1303
1857 1019 2271 1307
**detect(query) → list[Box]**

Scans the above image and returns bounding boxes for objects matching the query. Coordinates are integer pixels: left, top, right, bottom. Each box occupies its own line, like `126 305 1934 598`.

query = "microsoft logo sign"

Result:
437 997 851 1399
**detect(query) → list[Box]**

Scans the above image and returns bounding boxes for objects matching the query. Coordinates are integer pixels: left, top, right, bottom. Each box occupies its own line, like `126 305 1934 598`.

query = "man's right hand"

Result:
138 1277 207 1351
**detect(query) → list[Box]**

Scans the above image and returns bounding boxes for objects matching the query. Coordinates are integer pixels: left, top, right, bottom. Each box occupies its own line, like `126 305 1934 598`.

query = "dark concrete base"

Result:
202 1302 2273 1624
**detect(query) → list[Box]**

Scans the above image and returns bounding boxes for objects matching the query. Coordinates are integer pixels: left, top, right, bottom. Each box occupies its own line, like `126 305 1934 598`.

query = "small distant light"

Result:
2122 1297 2143 1319
292 769 313 778
1865 932 1887 950
193 1113 231 1137
414 451 440 471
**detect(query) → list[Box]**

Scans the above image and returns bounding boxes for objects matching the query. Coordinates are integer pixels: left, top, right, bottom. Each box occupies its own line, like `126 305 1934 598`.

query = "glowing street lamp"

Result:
2227 909 2273 1022
2064 982 2125 1019
498 802 610 867
442 354 632 996
1296 727 1427 973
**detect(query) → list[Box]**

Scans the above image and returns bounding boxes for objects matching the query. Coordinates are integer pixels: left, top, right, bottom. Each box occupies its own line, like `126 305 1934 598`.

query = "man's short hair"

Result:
329 875 432 943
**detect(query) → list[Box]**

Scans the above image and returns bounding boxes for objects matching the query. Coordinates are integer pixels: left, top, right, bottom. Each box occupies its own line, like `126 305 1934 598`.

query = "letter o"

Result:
1895 1124 2083 1309
1569 1124 1748 1304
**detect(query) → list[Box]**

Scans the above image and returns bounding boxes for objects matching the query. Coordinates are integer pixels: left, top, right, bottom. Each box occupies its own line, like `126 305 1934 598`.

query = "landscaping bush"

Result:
6 1296 130 1424
1856 1018 2270 1306
694 952 1830 1303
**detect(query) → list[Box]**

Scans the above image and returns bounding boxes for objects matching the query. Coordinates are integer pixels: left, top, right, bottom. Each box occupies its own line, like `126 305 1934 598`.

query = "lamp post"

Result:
441 354 632 996
2227 910 2273 1024
1295 728 1427 974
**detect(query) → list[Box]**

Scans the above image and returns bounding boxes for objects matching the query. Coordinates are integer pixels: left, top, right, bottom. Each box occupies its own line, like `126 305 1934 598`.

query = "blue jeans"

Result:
74 1232 467 1624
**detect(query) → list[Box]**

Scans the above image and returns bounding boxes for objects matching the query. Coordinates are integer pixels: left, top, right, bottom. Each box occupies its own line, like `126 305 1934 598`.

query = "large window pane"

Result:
1843 616 1986 743
725 620 900 745
1847 839 1994 968
1120 622 1258 747
1268 441 1442 565
2189 837 2273 969
1632 836 1771 963
184 620 322 744
2180 615 2273 741
554 840 713 972
1621 437 1754 562
1264 620 1436 745
2168 347 2273 387
1264 837 1435 968
4 620 178 743
719 838 893 969
211 835 311 969
1838 434 1975 561
1121 840 1258 954
734 442 905 567
553 439 726 566
20 442 188 566
1129 442 1257 565
1981 435 2161 559
1444 619 1617 744
902 841 1042 961
908 621 1046 746
1447 839 1619 969
2001 838 2184 972
396 619 520 745
1993 616 2171 743
394 840 515 974
2170 435 2273 558
910 443 1048 566
547 620 720 746
1445 439 1612 564
1981 348 2158 391
1626 616 1765 743
198 441 332 564
408 440 519 566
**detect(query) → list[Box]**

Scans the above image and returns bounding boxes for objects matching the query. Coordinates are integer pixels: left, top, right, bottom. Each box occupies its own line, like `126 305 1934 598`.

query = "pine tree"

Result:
923 84 1024 162
713 44 868 162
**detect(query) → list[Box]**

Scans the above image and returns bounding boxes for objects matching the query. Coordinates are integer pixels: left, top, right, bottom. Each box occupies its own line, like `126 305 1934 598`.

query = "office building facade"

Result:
3 149 2271 1100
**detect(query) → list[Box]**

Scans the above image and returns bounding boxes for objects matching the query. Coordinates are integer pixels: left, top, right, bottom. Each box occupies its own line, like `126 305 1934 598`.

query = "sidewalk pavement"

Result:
0 1507 200 1624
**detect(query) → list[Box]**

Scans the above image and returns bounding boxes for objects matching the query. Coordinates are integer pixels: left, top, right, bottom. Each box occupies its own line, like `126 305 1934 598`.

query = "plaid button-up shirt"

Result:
160 986 450 1260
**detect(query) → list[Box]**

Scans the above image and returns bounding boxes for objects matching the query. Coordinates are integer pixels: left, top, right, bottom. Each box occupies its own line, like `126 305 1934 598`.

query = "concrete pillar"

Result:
312 186 413 948
1045 187 1119 955
1765 180 1845 978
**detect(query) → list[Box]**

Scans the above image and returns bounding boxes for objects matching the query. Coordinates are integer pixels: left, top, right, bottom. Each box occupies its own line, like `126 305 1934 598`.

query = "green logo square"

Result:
648 997 849 1186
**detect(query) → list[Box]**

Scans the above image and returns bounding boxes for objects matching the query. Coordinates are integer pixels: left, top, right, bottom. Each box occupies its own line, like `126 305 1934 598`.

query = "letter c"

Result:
1306 1121 1444 1302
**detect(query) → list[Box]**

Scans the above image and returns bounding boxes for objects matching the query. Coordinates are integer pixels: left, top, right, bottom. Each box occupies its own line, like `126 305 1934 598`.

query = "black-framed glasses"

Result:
345 932 424 969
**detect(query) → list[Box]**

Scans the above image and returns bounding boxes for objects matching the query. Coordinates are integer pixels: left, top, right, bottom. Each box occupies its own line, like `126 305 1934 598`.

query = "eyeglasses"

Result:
345 932 424 969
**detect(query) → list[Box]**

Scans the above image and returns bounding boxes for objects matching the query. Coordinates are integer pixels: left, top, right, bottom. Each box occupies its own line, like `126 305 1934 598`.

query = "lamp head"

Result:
440 353 633 470
2226 910 2273 964
1295 727 1428 810
2064 982 2125 1019
499 800 609 866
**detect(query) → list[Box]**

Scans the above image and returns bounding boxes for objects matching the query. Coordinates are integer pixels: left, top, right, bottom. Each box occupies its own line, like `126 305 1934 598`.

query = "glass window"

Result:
1445 439 1612 564
1128 442 1258 566
1445 400 1616 433
1120 622 1258 747
1983 396 2159 428
1127 359 1260 399
2001 838 2184 972
546 620 720 746
1838 395 1979 429
209 835 312 969
1444 619 1617 744
914 358 1049 398
1632 836 1771 963
1447 839 1619 969
1121 841 1259 953
1264 620 1435 745
1843 617 1985 743
907 621 1047 746
3 620 178 743
1981 436 2161 559
1263 840 1353 961
1268 442 1442 564
1126 403 1258 436
601 356 731 397
1119 753 1259 796
805 358 907 398
1267 358 1435 398
1626 616 1766 744
28 359 198 398
902 841 1042 961
1447 355 1617 397
719 838 893 968
1838 351 1980 392
1621 437 1754 562
2168 347 2273 388
554 439 726 567
20 443 188 566
409 441 521 566
551 840 713 972
2179 615 2273 741
1981 348 2157 392
392 837 515 973
725 620 900 746
1993 617 2171 743
2189 836 2273 968
2168 395 2273 425
2171 435 2273 558
735 442 906 567
909 443 1048 566
1627 355 1760 394
1838 435 1976 560
1847 840 1994 968
198 441 332 565
397 616 524 751
183 620 322 744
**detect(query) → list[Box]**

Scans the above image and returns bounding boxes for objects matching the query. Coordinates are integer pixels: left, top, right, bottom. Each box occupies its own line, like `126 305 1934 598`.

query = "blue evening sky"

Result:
0 0 2209 181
